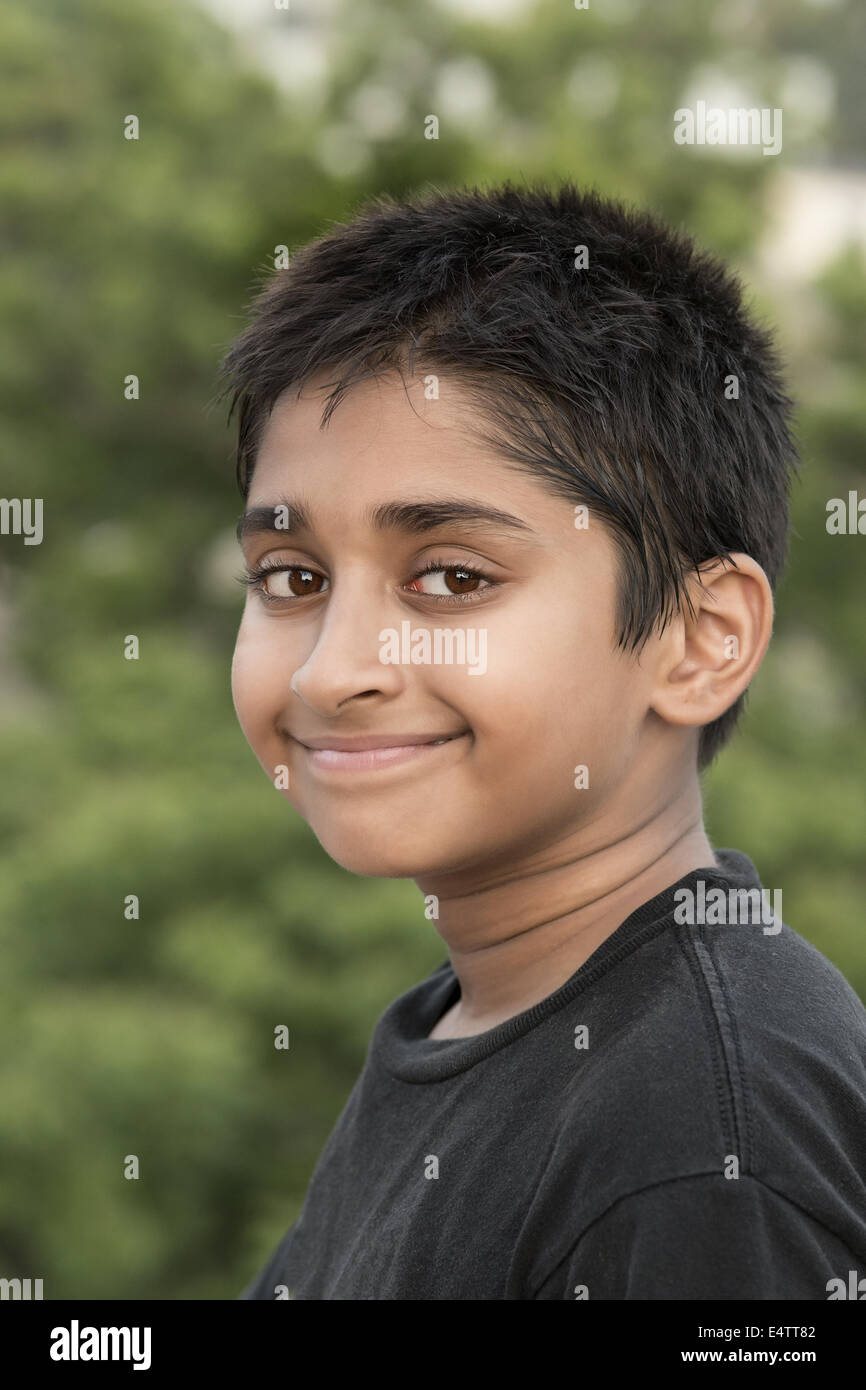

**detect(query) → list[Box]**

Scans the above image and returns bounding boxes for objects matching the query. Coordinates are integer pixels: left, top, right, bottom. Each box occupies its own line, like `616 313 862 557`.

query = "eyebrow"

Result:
236 497 537 545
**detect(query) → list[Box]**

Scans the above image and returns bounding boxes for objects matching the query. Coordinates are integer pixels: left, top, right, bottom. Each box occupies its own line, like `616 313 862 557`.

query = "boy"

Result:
220 181 866 1299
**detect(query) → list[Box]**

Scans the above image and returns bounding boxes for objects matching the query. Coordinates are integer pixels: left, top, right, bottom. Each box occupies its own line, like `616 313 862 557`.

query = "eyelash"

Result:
237 556 496 607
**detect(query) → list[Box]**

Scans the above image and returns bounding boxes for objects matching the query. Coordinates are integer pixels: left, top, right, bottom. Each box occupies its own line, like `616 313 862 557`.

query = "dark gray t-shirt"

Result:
239 849 866 1299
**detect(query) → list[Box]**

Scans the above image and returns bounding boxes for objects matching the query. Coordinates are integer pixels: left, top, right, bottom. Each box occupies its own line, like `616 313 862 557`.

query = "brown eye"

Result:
284 568 323 597
258 567 329 599
408 565 488 597
444 568 480 594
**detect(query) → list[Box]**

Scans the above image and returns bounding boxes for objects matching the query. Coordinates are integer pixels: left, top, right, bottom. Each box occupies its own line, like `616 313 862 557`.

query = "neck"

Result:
417 768 716 1039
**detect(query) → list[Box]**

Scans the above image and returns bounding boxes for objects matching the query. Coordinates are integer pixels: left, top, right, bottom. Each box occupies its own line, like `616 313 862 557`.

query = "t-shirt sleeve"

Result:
531 1172 860 1300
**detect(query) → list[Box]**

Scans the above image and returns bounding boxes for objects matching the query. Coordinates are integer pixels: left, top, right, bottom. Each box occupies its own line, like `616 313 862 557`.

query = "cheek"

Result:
475 620 637 788
230 621 286 745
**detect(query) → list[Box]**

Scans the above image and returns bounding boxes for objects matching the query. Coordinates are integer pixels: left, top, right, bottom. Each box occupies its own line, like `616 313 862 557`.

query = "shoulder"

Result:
586 913 866 1113
518 917 866 1288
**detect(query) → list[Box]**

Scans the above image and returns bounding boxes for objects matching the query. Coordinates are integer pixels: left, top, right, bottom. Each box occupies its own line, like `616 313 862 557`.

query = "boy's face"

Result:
231 370 667 883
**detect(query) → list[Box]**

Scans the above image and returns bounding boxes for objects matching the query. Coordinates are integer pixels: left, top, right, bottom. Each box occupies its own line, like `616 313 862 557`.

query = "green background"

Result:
0 0 864 1298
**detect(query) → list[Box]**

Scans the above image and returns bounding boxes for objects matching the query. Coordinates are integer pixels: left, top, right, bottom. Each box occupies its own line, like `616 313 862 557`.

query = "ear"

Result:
649 554 774 731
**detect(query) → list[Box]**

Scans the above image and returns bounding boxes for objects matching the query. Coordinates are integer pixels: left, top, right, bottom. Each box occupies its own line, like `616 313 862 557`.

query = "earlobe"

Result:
649 554 774 731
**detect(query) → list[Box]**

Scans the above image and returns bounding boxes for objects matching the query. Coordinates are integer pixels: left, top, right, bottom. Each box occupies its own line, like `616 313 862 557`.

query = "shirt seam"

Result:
676 923 751 1168
528 1171 860 1298
706 923 755 1167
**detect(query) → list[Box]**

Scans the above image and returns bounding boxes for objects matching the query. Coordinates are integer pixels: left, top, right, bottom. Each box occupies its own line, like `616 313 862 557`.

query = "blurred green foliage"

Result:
0 0 863 1298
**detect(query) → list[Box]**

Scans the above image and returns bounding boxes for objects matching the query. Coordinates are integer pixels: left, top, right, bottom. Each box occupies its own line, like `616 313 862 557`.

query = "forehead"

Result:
253 371 480 488
249 371 554 523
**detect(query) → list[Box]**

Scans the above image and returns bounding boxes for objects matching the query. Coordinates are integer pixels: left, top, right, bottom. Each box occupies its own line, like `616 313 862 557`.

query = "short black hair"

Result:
217 178 799 771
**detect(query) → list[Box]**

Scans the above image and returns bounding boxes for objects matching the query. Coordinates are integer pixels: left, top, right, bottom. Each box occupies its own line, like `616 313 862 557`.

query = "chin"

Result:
309 825 454 880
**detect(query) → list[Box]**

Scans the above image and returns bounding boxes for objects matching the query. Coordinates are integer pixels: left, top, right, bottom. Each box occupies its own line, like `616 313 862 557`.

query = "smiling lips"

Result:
294 730 469 772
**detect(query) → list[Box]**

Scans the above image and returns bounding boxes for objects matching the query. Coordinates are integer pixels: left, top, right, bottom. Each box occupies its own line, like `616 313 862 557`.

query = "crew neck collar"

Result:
372 849 762 1083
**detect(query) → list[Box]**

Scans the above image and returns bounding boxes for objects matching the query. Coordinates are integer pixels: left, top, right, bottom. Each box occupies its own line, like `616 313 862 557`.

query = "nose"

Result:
289 575 406 715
